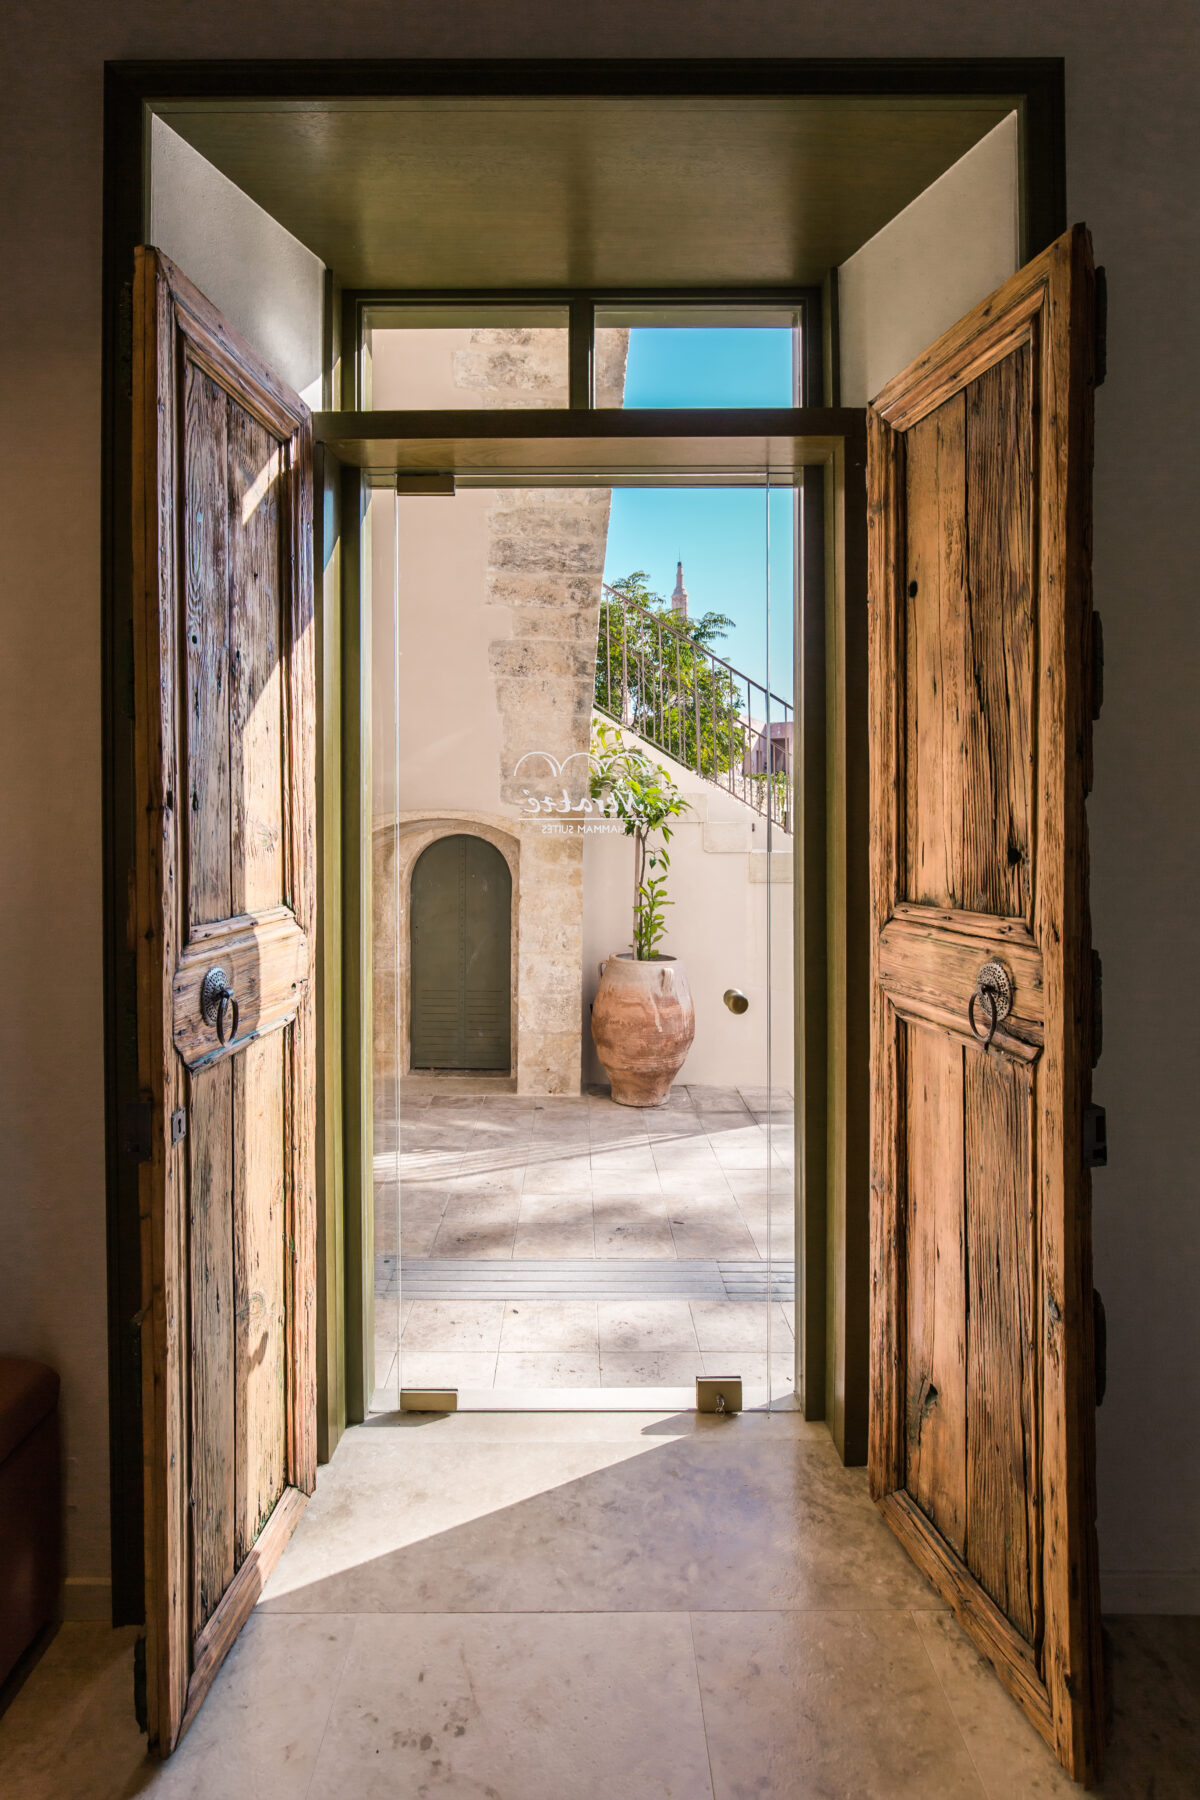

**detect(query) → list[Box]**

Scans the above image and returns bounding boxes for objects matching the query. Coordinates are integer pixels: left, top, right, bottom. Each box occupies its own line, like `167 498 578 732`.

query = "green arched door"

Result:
410 835 512 1070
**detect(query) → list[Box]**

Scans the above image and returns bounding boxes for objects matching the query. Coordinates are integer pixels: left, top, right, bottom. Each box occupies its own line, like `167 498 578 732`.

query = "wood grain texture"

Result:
233 1033 287 1561
867 404 904 1501
184 364 232 930
878 912 1043 1051
903 1025 966 1555
867 226 1101 1785
171 907 309 1070
188 1061 235 1631
133 247 314 1757
132 245 191 1752
963 349 1034 921
284 409 318 1499
964 1048 1039 1647
228 402 284 919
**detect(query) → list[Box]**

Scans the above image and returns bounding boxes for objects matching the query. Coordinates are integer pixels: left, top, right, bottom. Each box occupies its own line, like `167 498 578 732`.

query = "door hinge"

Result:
1094 265 1107 388
1084 1103 1107 1169
395 473 455 497
1093 1288 1108 1405
125 1096 154 1164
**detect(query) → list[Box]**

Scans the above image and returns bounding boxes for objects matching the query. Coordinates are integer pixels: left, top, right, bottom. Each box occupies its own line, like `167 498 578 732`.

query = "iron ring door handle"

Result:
967 986 999 1049
215 988 239 1046
200 965 240 1047
967 960 1013 1051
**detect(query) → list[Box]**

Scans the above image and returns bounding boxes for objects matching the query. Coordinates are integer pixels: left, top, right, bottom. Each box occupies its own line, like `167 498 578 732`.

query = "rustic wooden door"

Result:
131 247 316 1755
410 835 512 1070
867 226 1103 1782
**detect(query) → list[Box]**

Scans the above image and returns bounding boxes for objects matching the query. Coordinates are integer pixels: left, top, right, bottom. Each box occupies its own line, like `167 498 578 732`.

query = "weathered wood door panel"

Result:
868 227 1102 1782
132 247 316 1754
410 835 512 1070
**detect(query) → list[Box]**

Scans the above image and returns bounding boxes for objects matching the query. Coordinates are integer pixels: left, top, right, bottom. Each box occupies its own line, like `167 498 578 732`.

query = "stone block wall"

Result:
373 324 628 1098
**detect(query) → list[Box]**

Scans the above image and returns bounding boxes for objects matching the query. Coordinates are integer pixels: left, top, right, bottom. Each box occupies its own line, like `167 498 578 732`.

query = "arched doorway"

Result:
410 834 513 1071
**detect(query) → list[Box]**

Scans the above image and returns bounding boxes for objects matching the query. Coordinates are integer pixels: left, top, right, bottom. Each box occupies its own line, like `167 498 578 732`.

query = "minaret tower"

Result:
671 560 689 622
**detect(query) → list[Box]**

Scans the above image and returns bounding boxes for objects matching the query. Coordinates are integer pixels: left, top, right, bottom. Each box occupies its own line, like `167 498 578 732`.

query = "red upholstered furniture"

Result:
0 1358 62 1686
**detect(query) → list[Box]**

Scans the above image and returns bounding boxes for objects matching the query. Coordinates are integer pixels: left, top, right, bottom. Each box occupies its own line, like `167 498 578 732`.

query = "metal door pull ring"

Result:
968 960 1013 1051
200 966 240 1046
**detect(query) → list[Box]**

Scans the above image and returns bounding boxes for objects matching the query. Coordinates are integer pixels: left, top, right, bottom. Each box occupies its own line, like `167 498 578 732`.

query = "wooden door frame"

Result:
101 56 1066 1621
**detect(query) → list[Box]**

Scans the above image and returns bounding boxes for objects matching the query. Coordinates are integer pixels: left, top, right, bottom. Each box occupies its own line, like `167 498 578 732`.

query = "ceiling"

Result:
154 95 1015 292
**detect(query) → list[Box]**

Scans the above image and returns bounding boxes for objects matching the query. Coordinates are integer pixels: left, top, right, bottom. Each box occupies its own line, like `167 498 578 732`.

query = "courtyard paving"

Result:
374 1083 796 1395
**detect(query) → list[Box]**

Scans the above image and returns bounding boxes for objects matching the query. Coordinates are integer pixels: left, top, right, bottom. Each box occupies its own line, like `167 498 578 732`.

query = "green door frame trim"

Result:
101 55 1066 1622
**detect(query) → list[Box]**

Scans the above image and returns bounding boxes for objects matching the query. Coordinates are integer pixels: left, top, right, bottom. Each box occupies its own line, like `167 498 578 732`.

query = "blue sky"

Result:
602 328 795 705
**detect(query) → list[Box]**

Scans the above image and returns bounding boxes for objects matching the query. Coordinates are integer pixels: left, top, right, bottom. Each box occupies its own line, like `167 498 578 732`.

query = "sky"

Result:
601 327 796 706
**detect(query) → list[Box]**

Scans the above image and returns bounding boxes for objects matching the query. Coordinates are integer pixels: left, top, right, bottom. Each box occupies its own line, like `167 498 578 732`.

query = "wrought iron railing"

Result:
594 583 794 833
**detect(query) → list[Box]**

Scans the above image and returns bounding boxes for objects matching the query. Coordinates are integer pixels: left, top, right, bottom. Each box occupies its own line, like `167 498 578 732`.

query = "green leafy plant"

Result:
590 719 690 960
594 572 747 778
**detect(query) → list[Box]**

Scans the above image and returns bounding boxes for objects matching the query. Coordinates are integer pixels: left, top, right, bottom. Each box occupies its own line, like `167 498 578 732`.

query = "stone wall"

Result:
372 326 628 1098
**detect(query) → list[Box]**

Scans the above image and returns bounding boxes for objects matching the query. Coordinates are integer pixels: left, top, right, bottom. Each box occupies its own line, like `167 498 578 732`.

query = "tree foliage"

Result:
594 572 748 779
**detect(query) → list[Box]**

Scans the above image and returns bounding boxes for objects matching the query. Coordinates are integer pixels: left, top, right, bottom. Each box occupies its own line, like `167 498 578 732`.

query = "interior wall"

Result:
0 2 1195 1618
837 113 1020 405
147 116 325 405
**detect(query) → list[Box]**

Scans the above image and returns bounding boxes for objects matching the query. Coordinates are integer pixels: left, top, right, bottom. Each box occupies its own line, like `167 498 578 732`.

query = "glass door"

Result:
367 461 798 1412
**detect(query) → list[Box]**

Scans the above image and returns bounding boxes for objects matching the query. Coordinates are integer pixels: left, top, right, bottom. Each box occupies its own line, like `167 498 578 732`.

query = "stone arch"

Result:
374 814 520 1087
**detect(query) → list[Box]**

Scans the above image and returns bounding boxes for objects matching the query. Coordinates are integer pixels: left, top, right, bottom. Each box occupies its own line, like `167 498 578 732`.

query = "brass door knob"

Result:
723 988 749 1015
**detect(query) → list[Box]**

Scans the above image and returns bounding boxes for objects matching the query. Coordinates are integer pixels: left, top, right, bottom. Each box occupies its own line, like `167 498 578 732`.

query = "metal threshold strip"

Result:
388 1258 795 1302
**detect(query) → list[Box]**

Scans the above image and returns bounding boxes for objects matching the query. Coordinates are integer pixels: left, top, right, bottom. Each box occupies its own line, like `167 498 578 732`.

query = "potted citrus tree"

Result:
589 721 695 1106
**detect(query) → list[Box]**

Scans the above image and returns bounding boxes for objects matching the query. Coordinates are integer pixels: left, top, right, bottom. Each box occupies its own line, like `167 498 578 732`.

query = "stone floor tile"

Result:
916 1610 1200 1799
597 1299 699 1351
668 1215 760 1259
428 1202 518 1259
691 1609 985 1799
600 1350 703 1386
519 1153 594 1193
513 1196 596 1257
589 1168 666 1198
687 1084 752 1112
689 1300 792 1351
398 1351 499 1389
0 1616 356 1800
493 1351 603 1387
402 1300 505 1353
500 1301 599 1352
261 1418 940 1617
304 1612 713 1800
592 1217 678 1258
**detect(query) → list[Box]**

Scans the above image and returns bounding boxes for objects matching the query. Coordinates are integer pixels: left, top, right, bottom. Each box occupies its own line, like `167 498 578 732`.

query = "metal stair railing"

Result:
594 583 794 834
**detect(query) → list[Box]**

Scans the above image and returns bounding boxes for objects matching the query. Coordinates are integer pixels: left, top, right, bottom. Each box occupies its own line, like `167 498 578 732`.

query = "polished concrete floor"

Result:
375 1084 796 1394
2 1410 1197 1797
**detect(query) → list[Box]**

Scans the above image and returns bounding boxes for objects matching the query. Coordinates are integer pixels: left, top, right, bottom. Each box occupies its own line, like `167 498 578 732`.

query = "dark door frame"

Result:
102 56 1065 1624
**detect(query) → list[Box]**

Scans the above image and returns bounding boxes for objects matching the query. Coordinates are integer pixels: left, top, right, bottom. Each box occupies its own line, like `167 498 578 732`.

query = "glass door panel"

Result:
368 463 797 1411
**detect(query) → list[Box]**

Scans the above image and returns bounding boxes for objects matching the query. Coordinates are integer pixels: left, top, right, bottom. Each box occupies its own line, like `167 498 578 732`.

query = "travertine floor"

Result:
375 1084 796 1394
1 1411 1196 1798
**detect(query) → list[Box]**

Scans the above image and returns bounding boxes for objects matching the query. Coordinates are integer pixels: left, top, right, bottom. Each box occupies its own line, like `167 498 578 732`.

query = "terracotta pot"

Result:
591 953 695 1107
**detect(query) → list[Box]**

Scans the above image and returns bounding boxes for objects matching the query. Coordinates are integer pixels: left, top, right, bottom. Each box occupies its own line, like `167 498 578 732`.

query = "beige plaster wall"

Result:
147 116 325 405
1 0 1196 1613
837 112 1020 405
582 725 795 1091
